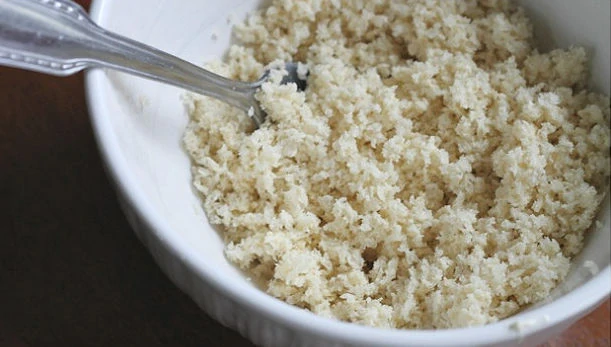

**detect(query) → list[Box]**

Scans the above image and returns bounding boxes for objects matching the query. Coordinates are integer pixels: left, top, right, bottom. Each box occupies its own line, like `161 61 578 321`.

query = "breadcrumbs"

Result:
183 0 611 329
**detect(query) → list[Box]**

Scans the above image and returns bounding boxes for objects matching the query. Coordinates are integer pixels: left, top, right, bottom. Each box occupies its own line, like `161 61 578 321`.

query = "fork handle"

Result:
0 0 261 117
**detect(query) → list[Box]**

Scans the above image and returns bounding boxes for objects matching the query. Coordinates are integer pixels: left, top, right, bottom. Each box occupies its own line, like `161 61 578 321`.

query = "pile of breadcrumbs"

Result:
183 0 610 329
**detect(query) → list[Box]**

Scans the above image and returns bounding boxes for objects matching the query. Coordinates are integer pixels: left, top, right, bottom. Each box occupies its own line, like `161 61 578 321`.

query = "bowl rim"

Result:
85 0 611 345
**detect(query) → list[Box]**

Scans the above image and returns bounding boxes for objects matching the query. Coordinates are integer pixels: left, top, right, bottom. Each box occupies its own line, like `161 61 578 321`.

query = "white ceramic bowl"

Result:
85 1 611 346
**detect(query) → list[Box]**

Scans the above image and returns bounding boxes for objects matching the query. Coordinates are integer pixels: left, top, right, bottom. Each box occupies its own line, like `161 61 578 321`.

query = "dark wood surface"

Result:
0 1 609 346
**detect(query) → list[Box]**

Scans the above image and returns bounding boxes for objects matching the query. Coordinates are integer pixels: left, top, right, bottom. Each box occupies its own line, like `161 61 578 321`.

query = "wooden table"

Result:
0 1 609 346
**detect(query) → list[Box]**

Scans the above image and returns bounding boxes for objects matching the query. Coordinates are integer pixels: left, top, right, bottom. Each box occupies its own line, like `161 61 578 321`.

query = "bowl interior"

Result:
91 0 265 284
88 0 610 336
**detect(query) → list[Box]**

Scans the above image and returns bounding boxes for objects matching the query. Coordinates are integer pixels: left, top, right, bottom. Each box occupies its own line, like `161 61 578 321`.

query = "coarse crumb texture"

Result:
183 0 611 329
